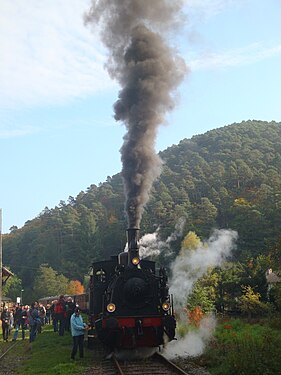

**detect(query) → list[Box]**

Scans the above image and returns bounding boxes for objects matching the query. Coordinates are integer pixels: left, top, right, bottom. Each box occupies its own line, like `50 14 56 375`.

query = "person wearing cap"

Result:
70 307 88 360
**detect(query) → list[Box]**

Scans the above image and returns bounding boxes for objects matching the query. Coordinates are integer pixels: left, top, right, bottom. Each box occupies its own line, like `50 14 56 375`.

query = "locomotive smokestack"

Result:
127 228 140 266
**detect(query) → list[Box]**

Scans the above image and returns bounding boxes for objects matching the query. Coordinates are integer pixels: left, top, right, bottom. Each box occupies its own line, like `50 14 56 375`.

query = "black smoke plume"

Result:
85 0 186 228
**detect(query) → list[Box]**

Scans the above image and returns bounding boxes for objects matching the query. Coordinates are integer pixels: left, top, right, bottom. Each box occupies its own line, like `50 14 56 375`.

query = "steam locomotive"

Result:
88 228 176 350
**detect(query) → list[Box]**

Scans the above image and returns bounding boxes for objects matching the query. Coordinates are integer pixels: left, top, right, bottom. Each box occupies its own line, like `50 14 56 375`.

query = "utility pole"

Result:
0 209 2 310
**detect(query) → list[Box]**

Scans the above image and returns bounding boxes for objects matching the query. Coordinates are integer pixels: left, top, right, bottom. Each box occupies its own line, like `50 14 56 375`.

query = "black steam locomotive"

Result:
89 228 176 350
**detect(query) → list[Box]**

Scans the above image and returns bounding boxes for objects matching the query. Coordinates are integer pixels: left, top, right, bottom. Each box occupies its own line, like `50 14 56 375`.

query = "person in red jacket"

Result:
54 295 66 336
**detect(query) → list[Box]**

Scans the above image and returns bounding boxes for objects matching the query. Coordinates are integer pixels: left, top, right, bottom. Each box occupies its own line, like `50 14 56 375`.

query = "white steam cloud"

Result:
169 229 238 308
163 228 238 360
139 232 161 258
164 315 216 359
138 217 186 258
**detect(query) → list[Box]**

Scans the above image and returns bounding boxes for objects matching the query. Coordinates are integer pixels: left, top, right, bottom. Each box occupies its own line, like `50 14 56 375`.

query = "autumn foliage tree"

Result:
67 280 84 295
186 306 204 327
180 231 202 254
239 285 269 320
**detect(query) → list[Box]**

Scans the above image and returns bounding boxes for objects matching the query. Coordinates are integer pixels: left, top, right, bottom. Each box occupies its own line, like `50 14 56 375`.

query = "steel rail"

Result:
0 341 19 361
109 351 191 375
112 353 125 375
155 352 190 375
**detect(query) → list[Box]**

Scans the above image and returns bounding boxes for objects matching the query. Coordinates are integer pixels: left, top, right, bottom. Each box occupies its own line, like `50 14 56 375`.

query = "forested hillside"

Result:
3 120 281 299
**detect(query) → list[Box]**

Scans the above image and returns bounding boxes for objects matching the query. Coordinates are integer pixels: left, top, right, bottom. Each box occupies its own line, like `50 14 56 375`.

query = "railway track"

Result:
82 338 203 375
92 352 192 375
0 341 19 361
0 341 21 375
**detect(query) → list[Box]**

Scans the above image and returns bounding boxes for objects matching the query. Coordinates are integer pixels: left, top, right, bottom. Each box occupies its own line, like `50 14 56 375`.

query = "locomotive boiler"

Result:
89 228 176 350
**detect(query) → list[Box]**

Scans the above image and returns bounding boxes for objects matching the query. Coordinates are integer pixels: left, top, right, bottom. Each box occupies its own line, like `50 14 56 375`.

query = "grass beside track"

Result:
194 316 281 375
0 324 94 375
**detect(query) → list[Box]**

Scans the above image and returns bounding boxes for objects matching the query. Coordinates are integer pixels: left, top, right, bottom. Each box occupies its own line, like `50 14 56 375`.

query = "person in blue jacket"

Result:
28 302 40 343
70 307 88 360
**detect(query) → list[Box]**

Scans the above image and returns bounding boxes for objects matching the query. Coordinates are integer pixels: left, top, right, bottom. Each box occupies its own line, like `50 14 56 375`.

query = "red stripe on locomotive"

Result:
102 316 162 329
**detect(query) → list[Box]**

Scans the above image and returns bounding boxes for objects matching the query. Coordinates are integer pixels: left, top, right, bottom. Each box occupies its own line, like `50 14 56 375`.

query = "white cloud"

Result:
184 0 241 20
189 43 281 71
1 0 277 112
1 0 279 138
0 0 113 110
0 0 243 112
0 125 39 139
186 0 236 11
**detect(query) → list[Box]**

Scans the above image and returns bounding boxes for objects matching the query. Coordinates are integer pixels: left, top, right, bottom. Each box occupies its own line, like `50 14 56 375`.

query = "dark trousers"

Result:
2 322 9 341
65 314 71 331
71 335 84 359
58 317 65 336
29 322 38 343
52 316 58 332
13 322 26 340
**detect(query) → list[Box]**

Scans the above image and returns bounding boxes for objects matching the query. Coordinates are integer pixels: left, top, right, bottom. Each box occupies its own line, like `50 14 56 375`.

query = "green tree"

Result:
193 197 218 237
213 263 244 313
239 285 269 320
269 284 281 311
187 282 215 314
2 273 22 302
33 265 69 300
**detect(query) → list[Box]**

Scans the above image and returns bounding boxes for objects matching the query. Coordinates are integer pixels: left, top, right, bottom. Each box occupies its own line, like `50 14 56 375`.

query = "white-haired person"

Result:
65 297 76 332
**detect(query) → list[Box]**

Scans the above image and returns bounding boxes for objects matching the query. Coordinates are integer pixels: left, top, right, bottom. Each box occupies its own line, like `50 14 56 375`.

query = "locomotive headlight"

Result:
107 303 116 313
131 257 140 266
162 302 170 311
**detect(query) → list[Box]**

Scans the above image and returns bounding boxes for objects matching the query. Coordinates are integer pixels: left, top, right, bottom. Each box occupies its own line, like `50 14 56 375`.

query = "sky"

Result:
0 0 280 233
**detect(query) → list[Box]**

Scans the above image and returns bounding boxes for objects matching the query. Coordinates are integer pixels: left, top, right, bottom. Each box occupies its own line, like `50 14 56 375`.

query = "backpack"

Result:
54 303 64 314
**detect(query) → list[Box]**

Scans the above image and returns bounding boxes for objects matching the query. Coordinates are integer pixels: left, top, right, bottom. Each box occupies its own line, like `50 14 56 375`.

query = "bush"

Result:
203 319 281 375
267 312 281 329
176 321 190 338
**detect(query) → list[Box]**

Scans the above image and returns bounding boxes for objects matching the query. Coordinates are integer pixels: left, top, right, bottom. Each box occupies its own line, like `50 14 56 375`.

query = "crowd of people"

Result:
0 295 90 360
